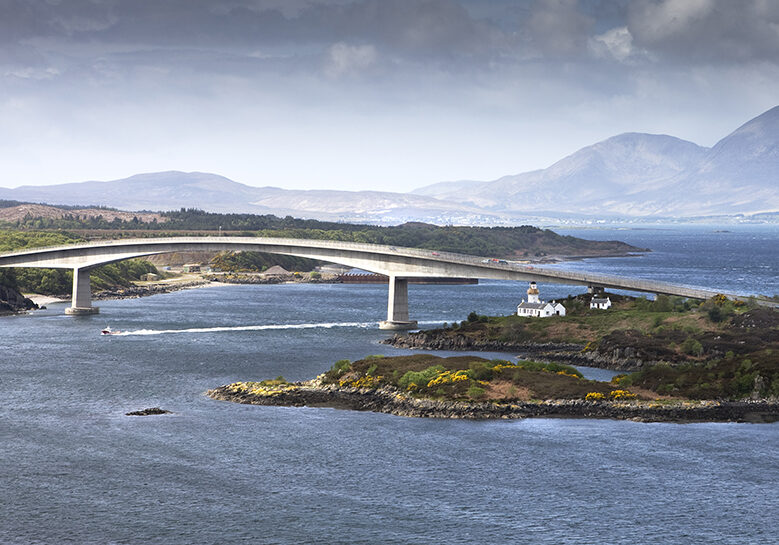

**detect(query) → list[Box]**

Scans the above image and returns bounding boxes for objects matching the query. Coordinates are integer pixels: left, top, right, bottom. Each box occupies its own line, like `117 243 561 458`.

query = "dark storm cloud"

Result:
2 0 777 73
627 0 779 63
1 0 498 57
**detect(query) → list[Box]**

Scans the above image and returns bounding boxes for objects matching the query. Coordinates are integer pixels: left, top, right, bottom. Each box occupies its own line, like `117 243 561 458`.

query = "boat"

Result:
101 326 122 335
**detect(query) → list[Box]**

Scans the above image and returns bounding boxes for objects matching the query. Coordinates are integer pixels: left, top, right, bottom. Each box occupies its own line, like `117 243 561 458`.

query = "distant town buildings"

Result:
517 282 566 318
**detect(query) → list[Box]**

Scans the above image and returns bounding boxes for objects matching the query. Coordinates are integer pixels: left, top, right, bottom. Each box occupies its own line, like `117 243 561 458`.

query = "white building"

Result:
590 296 612 310
517 282 566 318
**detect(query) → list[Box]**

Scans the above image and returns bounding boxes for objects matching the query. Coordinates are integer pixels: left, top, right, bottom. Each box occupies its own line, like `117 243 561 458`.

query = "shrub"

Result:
324 359 351 381
398 365 445 390
259 376 288 387
708 306 723 322
585 392 605 401
467 361 494 381
654 295 672 312
467 384 486 399
681 337 704 356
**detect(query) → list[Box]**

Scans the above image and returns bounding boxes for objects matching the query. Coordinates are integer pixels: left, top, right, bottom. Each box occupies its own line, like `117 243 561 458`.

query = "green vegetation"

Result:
0 229 163 295
433 293 763 354
401 294 778 401
210 250 318 273
0 207 643 259
617 351 779 399
319 354 618 402
0 230 83 252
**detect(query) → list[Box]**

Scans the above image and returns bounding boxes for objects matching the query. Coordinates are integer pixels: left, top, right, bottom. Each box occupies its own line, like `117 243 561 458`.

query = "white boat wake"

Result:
105 320 443 336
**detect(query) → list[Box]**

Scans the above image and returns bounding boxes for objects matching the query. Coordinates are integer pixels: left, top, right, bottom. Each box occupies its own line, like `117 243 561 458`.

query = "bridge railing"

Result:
0 235 748 301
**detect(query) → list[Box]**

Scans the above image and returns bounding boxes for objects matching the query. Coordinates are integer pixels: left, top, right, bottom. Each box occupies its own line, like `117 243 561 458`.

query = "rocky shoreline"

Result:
94 279 212 300
0 284 37 315
381 333 648 372
207 382 779 423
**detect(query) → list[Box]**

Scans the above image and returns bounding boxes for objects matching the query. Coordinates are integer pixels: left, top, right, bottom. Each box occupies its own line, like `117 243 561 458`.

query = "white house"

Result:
590 296 612 310
517 282 566 318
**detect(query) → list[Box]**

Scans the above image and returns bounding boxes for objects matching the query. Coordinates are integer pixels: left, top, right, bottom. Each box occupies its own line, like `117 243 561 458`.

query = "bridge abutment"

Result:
65 267 99 315
379 276 417 330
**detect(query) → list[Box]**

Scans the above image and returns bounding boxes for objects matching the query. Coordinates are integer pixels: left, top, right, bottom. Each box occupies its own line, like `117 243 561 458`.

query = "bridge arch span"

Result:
0 236 753 326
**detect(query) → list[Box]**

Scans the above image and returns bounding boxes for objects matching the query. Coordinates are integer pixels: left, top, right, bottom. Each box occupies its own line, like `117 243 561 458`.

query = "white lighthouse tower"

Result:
527 281 540 303
517 281 566 318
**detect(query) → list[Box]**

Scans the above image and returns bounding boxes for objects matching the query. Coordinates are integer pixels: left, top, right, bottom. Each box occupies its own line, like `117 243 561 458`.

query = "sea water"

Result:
0 225 776 544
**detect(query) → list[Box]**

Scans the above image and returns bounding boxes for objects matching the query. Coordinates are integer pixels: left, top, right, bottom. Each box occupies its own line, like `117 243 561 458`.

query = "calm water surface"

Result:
1 226 777 544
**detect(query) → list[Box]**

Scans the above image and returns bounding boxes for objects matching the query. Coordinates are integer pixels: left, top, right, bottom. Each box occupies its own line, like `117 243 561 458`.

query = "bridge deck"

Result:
0 236 774 308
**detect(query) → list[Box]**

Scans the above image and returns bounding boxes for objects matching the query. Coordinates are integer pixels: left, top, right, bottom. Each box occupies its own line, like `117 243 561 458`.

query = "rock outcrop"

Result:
125 407 172 416
0 284 38 315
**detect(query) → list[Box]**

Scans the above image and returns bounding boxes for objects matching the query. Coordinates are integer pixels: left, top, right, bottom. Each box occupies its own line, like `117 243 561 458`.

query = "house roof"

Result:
517 302 549 310
591 297 610 303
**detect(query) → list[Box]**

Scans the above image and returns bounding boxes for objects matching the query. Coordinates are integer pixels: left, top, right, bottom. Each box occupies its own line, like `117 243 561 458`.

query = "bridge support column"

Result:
379 276 417 330
65 267 99 315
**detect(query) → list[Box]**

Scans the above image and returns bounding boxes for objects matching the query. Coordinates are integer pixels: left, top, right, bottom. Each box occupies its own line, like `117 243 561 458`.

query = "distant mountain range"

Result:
0 106 776 224
414 106 779 218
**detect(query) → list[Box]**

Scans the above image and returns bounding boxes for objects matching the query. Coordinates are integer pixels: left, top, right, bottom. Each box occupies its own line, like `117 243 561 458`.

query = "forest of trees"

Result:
0 230 160 295
0 207 640 295
0 207 637 258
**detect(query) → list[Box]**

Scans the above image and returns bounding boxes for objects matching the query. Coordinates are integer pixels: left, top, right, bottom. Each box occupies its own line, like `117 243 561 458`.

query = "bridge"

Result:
0 236 762 328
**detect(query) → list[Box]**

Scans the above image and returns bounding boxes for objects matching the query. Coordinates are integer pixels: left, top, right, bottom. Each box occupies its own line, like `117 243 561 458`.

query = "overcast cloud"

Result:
0 0 777 191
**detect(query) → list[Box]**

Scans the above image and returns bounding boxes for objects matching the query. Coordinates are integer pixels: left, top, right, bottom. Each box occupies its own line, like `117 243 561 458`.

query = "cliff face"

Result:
0 284 37 314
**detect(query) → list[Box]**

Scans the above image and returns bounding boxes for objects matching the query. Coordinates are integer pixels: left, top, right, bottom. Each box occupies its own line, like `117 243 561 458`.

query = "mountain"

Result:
414 106 779 217
0 106 776 223
665 106 779 214
414 133 709 214
0 172 270 213
0 171 502 224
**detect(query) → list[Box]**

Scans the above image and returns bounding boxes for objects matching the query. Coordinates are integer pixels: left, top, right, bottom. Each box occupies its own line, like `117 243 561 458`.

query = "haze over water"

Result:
1 226 777 544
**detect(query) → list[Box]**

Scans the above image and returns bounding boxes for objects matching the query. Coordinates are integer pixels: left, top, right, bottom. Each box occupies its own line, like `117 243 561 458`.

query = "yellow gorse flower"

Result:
426 370 469 388
609 389 637 400
340 375 384 388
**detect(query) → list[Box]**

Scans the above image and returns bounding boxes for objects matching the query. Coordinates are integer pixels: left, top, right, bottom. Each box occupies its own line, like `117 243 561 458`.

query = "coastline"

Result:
207 381 779 423
23 277 217 308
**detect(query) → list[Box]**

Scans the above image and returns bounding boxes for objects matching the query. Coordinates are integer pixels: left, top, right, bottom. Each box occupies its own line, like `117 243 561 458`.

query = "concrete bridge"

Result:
0 236 760 327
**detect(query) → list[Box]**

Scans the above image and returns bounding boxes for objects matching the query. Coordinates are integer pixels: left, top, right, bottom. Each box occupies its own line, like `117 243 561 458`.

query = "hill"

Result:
0 171 499 225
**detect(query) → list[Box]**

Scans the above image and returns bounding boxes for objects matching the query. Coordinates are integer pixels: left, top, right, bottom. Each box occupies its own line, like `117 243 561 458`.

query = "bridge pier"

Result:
65 267 99 315
379 276 417 330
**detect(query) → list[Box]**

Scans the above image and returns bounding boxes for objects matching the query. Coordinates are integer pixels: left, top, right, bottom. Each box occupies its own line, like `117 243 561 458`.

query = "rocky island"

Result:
208 354 778 422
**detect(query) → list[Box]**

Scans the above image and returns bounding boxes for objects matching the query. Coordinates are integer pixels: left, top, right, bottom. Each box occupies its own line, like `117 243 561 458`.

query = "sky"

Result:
1 0 777 192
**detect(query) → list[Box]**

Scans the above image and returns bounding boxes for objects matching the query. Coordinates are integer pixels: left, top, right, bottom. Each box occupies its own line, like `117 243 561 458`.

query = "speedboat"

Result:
101 326 121 335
